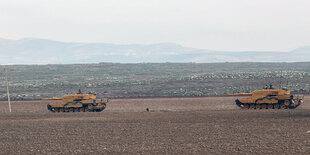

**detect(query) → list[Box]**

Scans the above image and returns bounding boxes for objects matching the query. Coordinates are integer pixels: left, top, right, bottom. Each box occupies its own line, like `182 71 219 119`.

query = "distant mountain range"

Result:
0 38 309 64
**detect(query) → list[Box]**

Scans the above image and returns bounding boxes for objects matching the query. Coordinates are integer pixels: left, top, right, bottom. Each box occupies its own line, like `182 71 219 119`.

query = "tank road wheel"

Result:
88 104 94 112
83 107 88 112
261 104 267 109
267 104 273 109
274 104 280 109
254 104 259 109
249 104 255 109
280 104 286 109
257 104 262 109
284 100 290 107
244 104 250 109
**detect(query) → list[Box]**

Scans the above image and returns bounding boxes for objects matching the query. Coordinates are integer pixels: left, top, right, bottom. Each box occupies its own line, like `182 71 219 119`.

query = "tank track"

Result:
47 103 106 112
235 99 302 109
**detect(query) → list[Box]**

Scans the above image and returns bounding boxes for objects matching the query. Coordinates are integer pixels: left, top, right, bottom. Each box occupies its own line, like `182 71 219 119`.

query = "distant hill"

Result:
0 38 309 64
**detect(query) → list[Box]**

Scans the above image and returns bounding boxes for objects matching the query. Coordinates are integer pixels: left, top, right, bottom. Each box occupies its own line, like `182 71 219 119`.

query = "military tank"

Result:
42 90 108 112
227 85 303 109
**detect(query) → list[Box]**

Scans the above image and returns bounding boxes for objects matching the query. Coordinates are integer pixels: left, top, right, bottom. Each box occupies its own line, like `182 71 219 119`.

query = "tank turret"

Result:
43 90 108 112
42 93 96 101
227 87 303 109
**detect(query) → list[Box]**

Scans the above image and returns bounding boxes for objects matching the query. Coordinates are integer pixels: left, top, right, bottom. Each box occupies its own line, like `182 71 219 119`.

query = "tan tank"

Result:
43 90 108 112
227 86 303 109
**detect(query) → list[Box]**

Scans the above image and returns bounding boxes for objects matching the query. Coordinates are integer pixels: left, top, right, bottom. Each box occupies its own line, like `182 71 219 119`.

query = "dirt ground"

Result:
0 96 309 154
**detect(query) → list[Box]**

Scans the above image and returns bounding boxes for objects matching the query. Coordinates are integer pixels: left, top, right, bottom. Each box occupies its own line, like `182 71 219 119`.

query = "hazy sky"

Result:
1 0 310 51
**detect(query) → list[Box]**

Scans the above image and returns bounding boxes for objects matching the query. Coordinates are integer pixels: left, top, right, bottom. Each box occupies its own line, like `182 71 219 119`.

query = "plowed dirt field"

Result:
0 96 309 154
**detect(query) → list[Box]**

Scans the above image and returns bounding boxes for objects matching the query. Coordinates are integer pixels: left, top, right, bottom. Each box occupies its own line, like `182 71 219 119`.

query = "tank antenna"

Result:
4 69 11 113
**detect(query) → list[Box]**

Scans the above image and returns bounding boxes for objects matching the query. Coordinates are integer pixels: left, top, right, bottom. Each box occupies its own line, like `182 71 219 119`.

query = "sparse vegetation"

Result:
0 62 310 100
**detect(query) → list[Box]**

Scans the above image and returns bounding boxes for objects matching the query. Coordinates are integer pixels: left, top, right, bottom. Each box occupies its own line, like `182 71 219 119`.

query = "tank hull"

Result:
235 95 303 109
47 98 108 112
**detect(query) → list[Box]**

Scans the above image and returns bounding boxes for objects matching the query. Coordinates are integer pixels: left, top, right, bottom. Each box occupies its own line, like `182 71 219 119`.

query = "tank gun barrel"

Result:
42 97 63 100
227 93 252 96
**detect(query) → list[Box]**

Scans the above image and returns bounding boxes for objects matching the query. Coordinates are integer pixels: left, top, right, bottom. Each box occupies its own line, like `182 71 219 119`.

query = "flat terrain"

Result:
0 96 309 154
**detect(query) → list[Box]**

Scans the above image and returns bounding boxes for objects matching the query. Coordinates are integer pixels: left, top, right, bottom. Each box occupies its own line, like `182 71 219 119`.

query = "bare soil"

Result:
0 96 309 154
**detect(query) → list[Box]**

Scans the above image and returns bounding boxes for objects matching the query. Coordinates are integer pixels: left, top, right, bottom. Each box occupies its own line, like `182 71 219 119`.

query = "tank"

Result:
42 90 108 112
227 86 303 109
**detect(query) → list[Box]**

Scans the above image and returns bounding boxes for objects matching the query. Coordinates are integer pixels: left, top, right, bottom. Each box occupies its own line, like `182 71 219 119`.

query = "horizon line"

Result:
0 37 307 53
